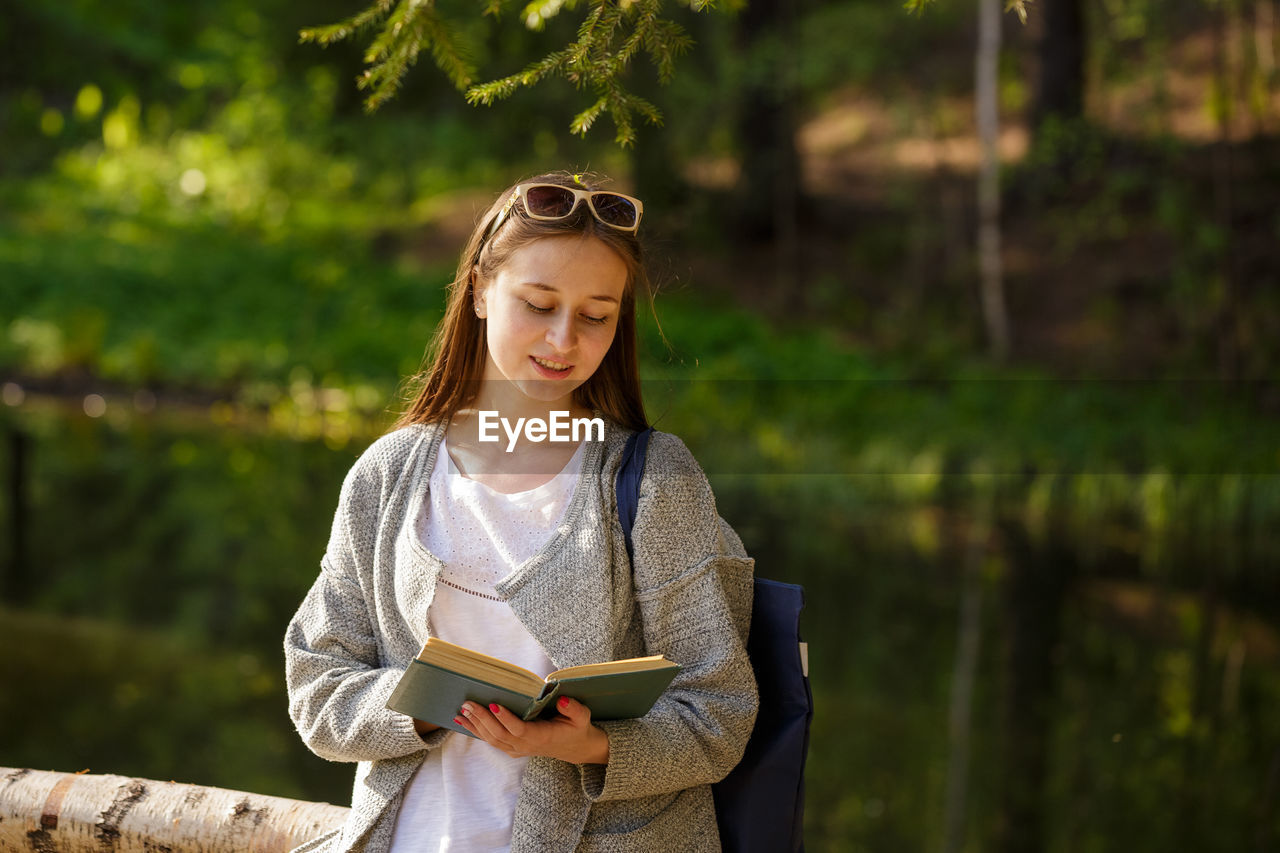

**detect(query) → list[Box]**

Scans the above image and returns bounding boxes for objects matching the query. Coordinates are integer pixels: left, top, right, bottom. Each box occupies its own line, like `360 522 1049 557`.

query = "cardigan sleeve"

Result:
580 431 758 802
284 442 447 763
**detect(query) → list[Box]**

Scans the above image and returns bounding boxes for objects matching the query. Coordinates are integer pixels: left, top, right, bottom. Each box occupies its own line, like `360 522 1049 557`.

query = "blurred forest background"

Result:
2 0 1279 850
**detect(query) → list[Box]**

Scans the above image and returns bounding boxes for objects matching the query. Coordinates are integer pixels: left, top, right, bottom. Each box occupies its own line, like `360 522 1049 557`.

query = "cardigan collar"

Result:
391 419 628 671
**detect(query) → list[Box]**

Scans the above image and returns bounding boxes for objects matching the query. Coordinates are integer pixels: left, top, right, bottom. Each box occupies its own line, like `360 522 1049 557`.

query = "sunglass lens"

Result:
525 185 577 217
591 193 638 228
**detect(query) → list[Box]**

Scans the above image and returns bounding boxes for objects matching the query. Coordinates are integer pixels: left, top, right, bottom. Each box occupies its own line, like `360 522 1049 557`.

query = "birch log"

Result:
0 767 348 852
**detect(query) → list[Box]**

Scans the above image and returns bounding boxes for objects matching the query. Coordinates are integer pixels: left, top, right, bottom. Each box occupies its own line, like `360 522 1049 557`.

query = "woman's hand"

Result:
454 696 610 765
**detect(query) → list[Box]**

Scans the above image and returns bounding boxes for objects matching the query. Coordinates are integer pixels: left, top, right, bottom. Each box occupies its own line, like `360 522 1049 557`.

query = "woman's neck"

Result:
467 378 590 425
444 405 591 493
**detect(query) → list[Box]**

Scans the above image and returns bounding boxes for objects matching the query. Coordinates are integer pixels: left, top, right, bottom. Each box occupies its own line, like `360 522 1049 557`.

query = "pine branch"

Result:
594 87 663 146
465 50 569 105
1005 0 1031 24
520 0 577 29
355 2 477 109
643 18 692 83
299 0 715 143
299 0 398 46
356 5 425 110
607 87 636 146
525 49 572 85
902 0 935 14
571 0 609 70
625 92 662 125
421 8 477 88
616 15 648 67
587 1 624 71
465 76 523 106
363 1 422 65
570 95 609 134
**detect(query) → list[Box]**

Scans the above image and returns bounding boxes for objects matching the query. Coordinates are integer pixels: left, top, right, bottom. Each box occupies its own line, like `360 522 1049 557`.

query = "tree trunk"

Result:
0 767 348 852
1211 0 1241 380
940 507 989 853
1030 0 1085 137
976 0 1010 359
1258 746 1280 852
5 427 29 605
731 0 803 295
994 521 1074 853
1258 0 1277 136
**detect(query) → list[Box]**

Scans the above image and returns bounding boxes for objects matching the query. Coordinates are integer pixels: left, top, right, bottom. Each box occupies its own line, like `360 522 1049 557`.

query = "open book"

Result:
386 637 681 738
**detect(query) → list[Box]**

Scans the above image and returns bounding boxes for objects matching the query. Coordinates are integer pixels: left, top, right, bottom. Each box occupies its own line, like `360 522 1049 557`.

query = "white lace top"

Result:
388 437 585 853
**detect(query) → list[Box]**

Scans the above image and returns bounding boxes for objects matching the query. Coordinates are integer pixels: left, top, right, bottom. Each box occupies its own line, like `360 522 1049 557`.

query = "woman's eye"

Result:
523 300 553 314
582 314 609 326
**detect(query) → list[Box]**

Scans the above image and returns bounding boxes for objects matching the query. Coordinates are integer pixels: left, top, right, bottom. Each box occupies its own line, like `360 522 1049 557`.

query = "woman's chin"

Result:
511 378 582 408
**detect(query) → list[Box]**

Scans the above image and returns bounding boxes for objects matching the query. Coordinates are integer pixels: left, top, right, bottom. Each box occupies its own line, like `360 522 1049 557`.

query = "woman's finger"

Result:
554 695 592 727
485 703 527 738
459 702 496 736
453 711 479 738
460 702 514 747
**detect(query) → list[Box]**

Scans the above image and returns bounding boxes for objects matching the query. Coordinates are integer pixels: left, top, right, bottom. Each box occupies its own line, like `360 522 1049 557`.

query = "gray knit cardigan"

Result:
284 421 758 852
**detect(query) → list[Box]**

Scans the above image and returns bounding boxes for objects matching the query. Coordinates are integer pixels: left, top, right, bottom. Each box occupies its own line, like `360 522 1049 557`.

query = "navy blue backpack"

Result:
617 428 812 853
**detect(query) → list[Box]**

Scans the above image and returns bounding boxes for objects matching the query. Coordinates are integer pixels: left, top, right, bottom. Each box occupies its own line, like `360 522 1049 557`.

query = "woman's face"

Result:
474 234 628 411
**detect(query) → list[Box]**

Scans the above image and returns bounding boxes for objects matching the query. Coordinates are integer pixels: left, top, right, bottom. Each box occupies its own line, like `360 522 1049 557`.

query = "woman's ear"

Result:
471 266 488 318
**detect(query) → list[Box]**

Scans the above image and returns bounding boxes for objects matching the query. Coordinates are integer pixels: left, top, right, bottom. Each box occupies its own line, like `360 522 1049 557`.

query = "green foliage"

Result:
0 0 613 398
1008 116 1280 380
0 608 349 798
799 2 961 96
301 0 705 146
0 176 451 396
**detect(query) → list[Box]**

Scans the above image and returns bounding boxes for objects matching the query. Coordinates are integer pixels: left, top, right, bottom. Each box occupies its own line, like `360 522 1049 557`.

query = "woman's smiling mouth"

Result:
531 355 572 376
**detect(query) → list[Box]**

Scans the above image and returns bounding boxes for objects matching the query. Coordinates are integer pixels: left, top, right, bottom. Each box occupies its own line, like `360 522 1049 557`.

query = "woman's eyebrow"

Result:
520 281 619 304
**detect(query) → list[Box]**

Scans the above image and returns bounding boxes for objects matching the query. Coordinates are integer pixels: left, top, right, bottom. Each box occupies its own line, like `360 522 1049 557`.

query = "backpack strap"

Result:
616 427 654 566
615 425 810 852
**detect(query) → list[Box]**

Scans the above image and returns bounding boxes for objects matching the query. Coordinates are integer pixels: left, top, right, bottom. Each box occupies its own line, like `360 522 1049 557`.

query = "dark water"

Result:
2 401 1278 852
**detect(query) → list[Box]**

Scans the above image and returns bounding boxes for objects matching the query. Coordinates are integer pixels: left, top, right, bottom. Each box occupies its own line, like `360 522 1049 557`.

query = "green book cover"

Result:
386 638 681 739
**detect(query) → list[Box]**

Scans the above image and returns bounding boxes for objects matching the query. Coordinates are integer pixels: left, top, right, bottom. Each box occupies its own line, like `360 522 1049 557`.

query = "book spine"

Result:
522 682 563 721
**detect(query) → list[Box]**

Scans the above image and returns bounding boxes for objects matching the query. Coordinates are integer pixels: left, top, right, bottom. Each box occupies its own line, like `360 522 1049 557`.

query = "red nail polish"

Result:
489 703 500 714
453 717 463 725
558 696 570 709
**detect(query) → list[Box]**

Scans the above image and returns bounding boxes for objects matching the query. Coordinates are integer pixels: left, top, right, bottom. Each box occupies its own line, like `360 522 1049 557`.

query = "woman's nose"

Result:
545 313 577 352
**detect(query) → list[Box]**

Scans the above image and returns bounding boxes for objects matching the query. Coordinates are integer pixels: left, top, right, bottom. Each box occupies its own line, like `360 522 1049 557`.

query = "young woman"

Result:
284 171 758 852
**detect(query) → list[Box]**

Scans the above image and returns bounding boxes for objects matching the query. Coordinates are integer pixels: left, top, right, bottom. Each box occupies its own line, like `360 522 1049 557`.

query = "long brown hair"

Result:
392 171 649 433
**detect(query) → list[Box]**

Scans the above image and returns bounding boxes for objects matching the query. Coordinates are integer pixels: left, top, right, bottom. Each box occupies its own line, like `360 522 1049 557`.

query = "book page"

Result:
416 637 545 695
548 655 675 681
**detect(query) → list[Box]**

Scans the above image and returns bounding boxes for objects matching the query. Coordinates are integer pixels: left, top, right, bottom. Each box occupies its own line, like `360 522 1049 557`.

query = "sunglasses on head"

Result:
485 183 644 241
